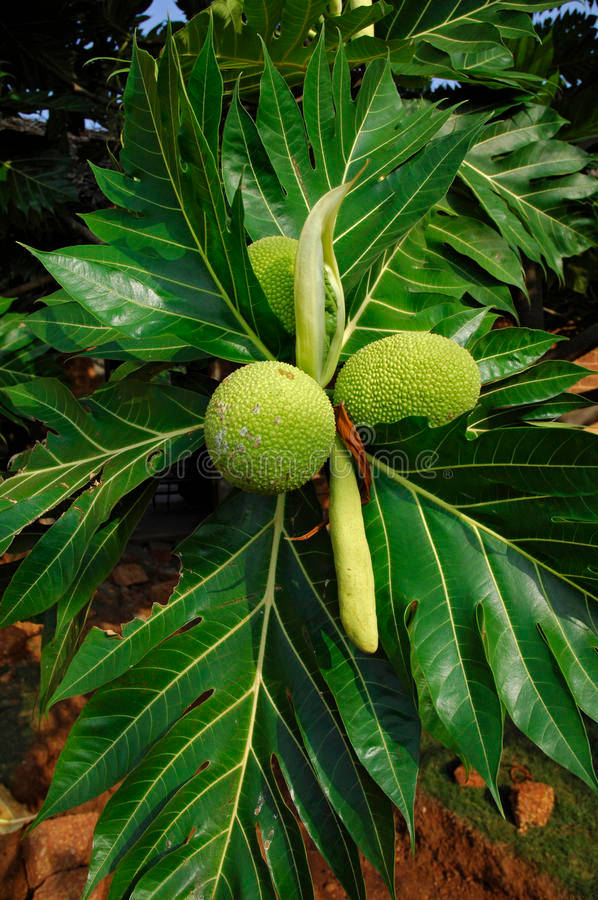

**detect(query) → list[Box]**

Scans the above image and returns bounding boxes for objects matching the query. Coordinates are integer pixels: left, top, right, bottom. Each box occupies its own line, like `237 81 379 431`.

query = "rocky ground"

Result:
0 536 576 900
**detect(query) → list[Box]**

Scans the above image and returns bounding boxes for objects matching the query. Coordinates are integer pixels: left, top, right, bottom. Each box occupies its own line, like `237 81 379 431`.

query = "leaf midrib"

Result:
370 454 598 604
480 369 585 400
283 526 401 880
535 564 598 706
461 159 591 244
40 589 267 821
411 490 496 783
384 0 500 42
210 493 285 895
87 690 253 893
473 529 594 783
1 416 204 483
5 445 161 622
370 478 411 682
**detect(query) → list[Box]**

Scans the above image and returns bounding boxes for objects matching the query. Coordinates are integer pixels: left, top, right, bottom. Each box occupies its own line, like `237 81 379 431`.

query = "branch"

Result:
2 275 55 298
545 322 598 361
68 217 104 245
516 261 544 330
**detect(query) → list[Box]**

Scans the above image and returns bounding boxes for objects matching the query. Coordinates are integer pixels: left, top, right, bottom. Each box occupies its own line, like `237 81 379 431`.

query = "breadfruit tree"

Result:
1 3 597 898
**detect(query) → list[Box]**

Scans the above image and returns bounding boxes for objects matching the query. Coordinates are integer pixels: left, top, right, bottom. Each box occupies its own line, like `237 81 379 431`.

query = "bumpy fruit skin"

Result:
248 236 297 334
205 361 336 494
334 332 481 427
248 235 339 337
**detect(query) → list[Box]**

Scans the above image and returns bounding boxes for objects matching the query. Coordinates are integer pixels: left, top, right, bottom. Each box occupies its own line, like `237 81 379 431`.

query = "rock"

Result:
569 348 598 394
92 582 121 624
90 873 113 900
31 866 111 900
7 621 43 662
150 541 173 564
30 743 49 768
156 565 179 581
32 867 85 900
122 545 147 564
64 356 100 398
149 580 177 606
0 549 28 565
0 626 27 664
453 765 486 788
69 784 120 818
0 830 29 900
13 621 43 638
26 632 42 663
22 812 97 888
511 780 555 834
111 563 148 587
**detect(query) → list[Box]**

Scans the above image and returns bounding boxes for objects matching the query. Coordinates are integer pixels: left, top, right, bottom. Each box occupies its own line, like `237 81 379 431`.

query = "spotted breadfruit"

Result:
205 361 336 494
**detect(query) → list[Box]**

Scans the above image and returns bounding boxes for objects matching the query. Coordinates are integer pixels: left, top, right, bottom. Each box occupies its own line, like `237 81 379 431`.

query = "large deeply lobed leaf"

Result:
42 492 415 900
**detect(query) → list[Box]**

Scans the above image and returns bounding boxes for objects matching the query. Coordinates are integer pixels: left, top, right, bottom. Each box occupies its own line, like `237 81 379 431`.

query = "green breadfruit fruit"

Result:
205 361 336 494
248 235 339 336
334 332 482 427
248 236 297 333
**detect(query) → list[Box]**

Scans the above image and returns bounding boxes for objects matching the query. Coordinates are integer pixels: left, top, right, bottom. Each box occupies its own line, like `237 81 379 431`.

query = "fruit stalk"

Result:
329 434 378 653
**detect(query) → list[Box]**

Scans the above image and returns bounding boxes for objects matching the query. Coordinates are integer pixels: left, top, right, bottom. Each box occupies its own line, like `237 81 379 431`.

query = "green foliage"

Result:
0 297 58 387
459 104 597 277
0 5 597 898
510 6 598 144
174 0 557 95
0 156 77 230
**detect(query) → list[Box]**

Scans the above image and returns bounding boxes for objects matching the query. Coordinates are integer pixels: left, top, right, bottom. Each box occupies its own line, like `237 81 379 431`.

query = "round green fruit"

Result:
334 332 481 427
248 236 297 334
205 361 336 494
